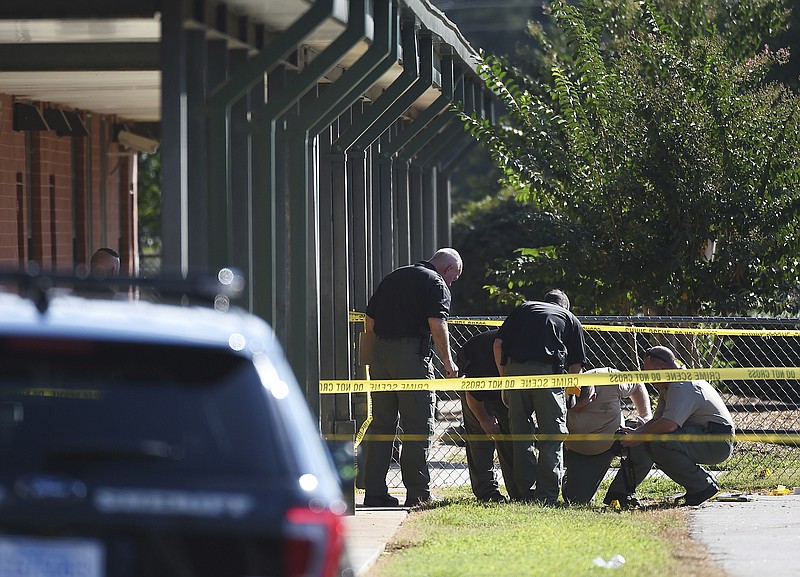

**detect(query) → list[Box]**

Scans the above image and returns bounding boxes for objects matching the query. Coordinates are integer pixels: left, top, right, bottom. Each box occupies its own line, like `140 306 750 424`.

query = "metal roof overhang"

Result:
0 0 480 125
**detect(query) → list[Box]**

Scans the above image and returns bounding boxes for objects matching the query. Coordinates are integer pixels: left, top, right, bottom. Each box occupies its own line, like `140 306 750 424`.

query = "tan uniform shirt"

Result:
655 380 734 430
566 381 638 456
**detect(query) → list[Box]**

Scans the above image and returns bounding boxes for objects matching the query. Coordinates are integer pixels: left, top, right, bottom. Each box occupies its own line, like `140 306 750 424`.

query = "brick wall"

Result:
0 95 136 273
0 94 27 266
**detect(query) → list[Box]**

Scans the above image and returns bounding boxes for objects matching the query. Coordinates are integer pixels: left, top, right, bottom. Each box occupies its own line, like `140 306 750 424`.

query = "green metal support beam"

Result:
308 1 398 137
287 0 394 413
436 168 452 246
186 30 212 272
439 90 495 173
397 65 466 163
249 0 369 334
207 0 339 108
414 77 476 166
228 48 254 310
205 0 338 313
378 56 455 161
331 22 429 154
395 66 466 261
318 0 399 514
159 0 190 276
242 0 371 394
322 0 400 409
431 80 485 166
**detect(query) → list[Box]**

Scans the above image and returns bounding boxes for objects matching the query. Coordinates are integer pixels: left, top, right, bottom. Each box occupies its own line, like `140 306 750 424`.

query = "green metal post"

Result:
397 66 466 163
287 0 395 414
205 0 337 320
379 57 456 161
331 22 426 155
247 0 369 329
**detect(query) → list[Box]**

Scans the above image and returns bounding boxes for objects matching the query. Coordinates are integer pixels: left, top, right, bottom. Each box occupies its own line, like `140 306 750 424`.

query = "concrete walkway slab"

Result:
344 491 409 576
691 494 800 577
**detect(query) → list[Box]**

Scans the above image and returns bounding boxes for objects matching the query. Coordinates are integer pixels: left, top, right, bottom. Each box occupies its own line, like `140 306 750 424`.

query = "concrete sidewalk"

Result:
691 493 800 577
343 491 408 576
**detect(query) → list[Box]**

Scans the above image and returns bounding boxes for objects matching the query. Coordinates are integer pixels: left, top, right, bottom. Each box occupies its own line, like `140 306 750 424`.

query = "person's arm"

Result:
629 383 652 424
365 315 375 333
429 317 458 377
465 393 500 435
569 384 596 412
620 417 678 447
493 337 505 377
567 362 582 374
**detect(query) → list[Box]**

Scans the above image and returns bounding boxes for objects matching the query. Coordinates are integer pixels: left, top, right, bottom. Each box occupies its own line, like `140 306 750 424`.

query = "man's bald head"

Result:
428 248 463 287
90 248 120 280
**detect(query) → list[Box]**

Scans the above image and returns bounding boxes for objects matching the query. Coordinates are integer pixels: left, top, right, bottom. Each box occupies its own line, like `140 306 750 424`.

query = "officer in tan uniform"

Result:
562 368 653 507
621 346 735 506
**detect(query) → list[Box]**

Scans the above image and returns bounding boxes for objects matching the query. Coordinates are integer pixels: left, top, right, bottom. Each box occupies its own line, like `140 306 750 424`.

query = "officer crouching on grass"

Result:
562 367 654 508
620 346 735 506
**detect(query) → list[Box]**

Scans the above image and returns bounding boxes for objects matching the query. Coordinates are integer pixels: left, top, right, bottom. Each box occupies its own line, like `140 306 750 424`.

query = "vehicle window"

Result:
0 338 284 476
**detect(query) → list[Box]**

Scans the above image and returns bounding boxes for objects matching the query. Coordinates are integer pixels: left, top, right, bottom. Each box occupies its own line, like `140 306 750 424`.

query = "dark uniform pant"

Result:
459 391 519 501
363 337 435 501
504 360 567 504
562 444 653 504
645 424 733 494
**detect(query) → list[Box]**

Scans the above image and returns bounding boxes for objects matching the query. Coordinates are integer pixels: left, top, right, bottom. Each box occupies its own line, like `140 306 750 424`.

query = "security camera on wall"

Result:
116 129 160 154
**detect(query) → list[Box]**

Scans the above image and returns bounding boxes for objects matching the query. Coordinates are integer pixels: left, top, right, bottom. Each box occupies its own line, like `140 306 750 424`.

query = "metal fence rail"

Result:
351 316 800 495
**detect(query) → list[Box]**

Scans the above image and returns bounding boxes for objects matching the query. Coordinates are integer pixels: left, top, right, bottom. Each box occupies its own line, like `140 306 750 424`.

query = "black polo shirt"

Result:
459 329 499 378
365 261 450 339
496 300 587 369
457 329 502 403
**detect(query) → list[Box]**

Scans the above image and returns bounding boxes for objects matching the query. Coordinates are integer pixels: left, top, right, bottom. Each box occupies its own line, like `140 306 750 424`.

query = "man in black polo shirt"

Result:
493 289 587 504
457 328 519 502
361 248 462 508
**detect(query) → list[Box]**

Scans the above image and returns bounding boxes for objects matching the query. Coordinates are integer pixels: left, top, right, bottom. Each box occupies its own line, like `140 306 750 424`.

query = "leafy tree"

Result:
451 189 560 315
137 152 162 272
462 0 800 316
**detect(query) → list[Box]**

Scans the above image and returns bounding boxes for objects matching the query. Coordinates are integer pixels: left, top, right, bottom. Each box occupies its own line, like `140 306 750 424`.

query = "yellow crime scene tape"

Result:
341 432 799 443
320 366 800 394
330 367 800 446
348 311 800 336
332 430 800 444
352 366 373 450
341 311 800 446
579 324 800 337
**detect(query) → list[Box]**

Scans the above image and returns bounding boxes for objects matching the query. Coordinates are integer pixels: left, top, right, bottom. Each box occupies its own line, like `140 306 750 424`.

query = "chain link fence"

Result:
352 316 800 493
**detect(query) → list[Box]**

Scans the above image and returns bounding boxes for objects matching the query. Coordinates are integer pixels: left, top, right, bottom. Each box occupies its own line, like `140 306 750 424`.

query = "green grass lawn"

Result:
363 444 800 577
364 481 720 577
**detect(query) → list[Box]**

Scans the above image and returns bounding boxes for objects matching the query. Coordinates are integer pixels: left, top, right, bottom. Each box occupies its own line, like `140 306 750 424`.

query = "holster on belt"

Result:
419 334 432 359
552 350 567 375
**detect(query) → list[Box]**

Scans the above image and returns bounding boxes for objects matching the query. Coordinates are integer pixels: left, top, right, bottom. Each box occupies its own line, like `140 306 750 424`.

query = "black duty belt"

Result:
508 358 551 366
705 421 734 435
378 336 422 343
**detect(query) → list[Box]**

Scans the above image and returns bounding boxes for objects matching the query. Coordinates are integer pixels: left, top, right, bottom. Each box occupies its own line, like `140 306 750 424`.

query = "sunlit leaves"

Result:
463 0 800 316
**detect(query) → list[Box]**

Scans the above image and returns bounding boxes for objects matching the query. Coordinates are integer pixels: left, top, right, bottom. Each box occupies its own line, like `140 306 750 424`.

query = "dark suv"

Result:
0 272 351 577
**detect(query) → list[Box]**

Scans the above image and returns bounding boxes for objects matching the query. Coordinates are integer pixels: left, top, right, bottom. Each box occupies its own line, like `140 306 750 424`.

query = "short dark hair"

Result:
645 346 676 365
544 289 570 310
95 247 120 259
